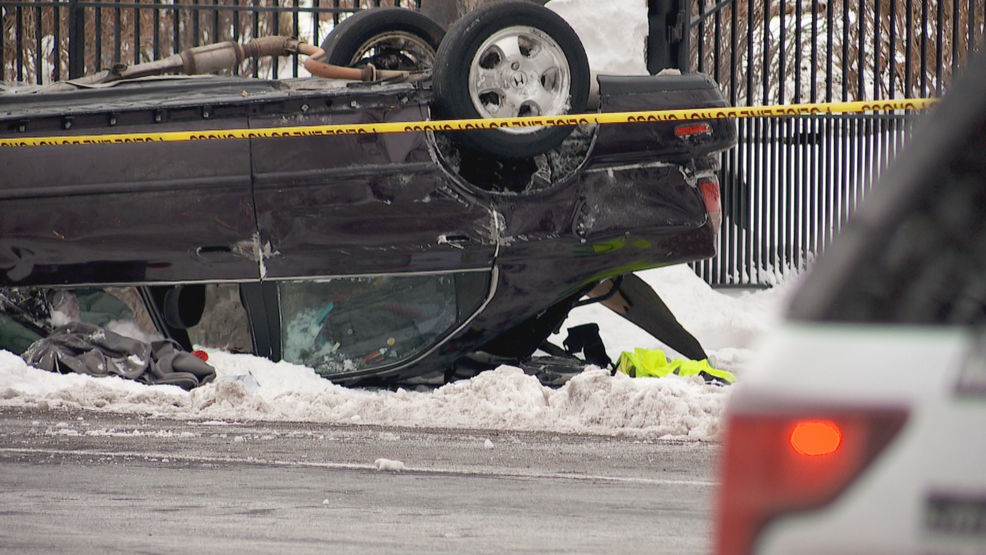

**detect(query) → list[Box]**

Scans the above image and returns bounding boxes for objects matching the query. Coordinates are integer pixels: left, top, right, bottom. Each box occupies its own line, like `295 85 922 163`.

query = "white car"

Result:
714 57 986 555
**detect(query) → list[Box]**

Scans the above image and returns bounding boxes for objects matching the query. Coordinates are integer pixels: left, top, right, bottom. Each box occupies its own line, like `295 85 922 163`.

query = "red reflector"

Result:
699 179 722 232
790 420 842 456
715 408 908 555
675 122 712 138
192 350 209 362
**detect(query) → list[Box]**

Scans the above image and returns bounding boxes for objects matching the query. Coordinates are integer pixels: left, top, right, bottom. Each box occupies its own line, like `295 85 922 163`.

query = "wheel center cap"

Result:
509 71 528 89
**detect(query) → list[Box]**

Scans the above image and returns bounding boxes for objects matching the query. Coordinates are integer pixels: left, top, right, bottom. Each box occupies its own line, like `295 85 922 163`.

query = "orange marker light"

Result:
790 420 843 456
674 122 713 138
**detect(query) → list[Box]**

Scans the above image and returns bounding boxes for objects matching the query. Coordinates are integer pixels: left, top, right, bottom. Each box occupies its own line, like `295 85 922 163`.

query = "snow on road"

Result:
0 266 797 440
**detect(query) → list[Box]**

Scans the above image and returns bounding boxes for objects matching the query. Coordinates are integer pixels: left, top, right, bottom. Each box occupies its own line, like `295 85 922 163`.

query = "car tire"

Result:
432 2 591 160
318 8 445 71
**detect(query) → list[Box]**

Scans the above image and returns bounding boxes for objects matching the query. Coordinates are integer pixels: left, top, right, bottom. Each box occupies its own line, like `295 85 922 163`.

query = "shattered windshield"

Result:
279 274 471 376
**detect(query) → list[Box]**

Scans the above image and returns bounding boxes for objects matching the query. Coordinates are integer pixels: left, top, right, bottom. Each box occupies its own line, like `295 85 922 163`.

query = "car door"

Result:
0 117 259 287
249 97 498 280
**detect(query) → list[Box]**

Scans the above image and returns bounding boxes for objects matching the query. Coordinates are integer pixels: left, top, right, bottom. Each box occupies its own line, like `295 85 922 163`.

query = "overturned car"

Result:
0 3 735 386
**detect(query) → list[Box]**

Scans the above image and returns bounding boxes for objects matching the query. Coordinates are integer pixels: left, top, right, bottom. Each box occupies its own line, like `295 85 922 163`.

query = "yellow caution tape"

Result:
0 98 937 148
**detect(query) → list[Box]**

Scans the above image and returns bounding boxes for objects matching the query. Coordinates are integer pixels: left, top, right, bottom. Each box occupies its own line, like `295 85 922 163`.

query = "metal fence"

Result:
1 0 419 83
709 113 921 285
685 0 986 285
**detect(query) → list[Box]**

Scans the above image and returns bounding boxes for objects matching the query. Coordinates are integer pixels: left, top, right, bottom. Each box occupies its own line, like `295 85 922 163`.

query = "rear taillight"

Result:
699 178 722 232
715 408 908 555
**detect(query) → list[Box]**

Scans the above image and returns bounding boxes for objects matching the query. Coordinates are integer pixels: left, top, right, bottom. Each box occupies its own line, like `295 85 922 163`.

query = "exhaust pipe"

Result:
71 36 409 85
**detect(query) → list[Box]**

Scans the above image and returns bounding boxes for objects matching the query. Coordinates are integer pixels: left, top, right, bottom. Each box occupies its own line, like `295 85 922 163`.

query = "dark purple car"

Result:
0 3 734 386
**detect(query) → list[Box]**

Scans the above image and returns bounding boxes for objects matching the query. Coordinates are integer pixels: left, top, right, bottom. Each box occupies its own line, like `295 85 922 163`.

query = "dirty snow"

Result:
0 266 796 440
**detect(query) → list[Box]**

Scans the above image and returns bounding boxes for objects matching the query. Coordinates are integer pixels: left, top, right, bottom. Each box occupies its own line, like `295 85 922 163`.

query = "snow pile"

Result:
547 0 649 75
374 458 406 472
0 349 188 411
0 350 727 439
0 267 794 440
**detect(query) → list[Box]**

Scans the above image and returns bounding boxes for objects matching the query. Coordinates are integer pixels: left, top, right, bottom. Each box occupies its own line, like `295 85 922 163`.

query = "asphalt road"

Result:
0 408 719 554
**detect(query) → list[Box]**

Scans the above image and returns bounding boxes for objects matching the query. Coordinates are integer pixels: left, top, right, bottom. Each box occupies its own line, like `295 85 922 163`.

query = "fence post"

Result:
647 0 690 74
67 0 86 78
676 0 690 71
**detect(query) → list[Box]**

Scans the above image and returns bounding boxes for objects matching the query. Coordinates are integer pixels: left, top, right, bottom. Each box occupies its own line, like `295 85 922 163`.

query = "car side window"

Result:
52 288 154 334
184 284 253 354
279 274 472 376
0 286 162 351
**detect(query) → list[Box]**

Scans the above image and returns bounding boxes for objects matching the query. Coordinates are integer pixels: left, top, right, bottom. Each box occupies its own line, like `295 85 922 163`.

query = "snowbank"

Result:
0 350 728 440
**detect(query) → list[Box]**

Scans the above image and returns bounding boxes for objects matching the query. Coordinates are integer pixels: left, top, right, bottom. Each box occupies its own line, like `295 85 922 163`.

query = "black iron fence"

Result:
707 113 920 285
686 0 986 285
1 0 419 83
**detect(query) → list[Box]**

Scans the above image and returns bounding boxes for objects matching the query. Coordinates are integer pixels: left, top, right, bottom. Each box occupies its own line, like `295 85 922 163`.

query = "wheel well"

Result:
430 122 596 194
